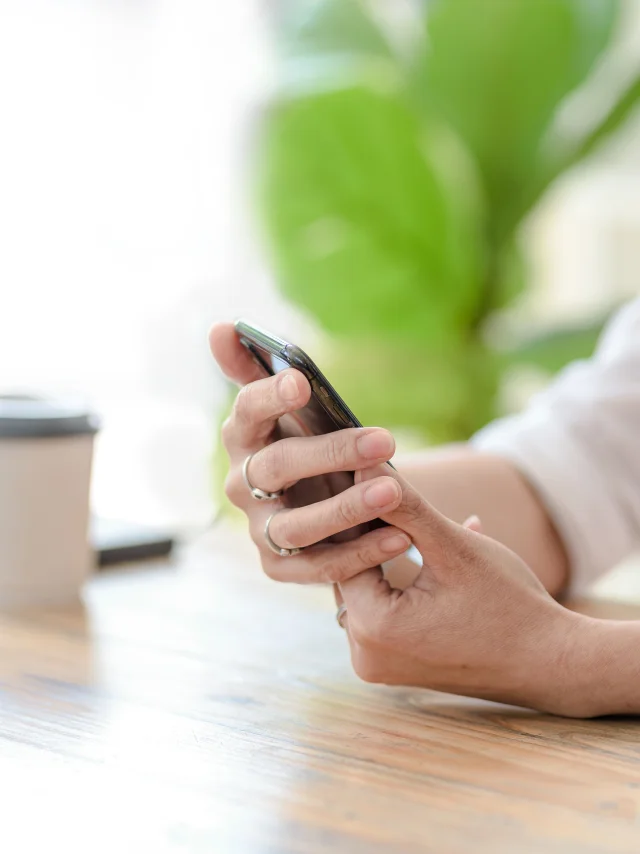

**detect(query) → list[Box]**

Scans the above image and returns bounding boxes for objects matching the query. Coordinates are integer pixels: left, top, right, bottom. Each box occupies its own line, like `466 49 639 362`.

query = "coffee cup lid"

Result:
0 395 100 439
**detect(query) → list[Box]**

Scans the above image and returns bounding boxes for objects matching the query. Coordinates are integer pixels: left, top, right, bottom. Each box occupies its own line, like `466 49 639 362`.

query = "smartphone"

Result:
234 319 421 587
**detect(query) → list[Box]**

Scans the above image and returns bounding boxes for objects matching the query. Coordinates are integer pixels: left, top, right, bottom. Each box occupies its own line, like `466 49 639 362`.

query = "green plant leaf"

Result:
490 239 528 313
253 0 633 445
322 336 499 441
420 0 620 241
256 84 485 343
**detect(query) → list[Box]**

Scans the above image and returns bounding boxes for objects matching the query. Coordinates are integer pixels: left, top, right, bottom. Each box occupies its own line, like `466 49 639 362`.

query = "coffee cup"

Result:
0 396 99 609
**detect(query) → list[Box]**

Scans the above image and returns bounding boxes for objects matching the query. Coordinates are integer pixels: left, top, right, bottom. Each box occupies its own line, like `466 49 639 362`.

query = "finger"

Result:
262 526 410 585
246 427 395 494
359 465 483 537
337 602 349 630
358 463 463 546
266 476 402 550
209 322 264 386
339 566 393 631
356 464 477 580
382 476 472 569
222 368 310 452
333 583 343 609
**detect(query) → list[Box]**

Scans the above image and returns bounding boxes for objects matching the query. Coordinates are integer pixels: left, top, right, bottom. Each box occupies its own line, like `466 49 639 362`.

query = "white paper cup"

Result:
0 397 99 609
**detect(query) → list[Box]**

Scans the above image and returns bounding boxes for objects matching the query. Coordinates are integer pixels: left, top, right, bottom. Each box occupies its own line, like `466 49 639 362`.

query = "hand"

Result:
209 322 412 585
339 466 588 716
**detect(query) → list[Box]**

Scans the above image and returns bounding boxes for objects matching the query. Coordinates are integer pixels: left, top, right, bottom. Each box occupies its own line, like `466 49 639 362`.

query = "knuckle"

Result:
352 540 384 574
261 441 286 487
260 554 283 582
220 415 235 447
352 648 383 684
324 432 349 470
233 384 253 424
316 539 381 584
401 488 425 524
454 527 481 567
316 555 347 585
360 542 384 570
334 494 361 528
223 471 243 505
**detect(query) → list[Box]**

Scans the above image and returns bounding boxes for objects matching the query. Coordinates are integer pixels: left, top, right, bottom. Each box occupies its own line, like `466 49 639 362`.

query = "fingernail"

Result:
279 373 298 401
380 533 410 554
357 430 394 460
364 480 399 508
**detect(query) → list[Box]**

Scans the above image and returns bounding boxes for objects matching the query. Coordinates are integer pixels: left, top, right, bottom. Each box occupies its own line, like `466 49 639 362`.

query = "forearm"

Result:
397 447 569 596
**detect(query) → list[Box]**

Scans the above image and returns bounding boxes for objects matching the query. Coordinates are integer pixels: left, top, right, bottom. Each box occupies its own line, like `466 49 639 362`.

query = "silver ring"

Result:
264 512 302 558
243 453 284 502
336 604 347 629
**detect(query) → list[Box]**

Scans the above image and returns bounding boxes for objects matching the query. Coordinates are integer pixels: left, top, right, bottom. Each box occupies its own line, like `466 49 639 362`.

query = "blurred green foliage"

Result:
256 0 640 441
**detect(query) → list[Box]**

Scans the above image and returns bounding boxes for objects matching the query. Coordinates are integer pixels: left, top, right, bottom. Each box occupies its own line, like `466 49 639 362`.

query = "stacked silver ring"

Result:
243 453 347 629
242 454 284 501
243 452 302 558
264 513 302 558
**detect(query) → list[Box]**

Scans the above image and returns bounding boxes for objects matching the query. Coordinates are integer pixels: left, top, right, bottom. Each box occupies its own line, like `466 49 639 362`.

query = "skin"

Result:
211 321 640 718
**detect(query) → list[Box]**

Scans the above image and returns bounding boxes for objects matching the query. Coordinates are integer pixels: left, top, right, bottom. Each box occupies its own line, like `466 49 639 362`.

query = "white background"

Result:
0 1 300 529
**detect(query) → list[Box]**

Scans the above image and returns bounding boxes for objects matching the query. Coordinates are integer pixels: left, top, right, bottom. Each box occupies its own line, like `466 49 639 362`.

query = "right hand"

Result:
209 322 411 586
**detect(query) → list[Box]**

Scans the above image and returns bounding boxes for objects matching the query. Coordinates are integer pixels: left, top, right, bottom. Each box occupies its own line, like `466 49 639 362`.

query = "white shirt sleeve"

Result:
472 298 640 594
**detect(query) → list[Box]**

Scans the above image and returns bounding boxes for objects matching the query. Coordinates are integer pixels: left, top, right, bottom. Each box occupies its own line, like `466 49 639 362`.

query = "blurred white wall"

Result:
0 1 310 529
525 0 640 322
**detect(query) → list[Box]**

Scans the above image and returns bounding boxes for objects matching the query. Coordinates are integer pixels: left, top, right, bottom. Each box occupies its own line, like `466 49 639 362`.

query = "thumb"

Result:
357 468 483 534
209 322 264 386
357 464 474 572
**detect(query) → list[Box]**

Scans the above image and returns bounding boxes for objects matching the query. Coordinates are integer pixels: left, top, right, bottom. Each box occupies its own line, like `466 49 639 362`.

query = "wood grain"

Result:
1 525 640 854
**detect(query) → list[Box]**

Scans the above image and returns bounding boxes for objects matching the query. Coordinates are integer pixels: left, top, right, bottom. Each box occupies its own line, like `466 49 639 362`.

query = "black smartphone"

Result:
235 318 378 440
234 319 421 587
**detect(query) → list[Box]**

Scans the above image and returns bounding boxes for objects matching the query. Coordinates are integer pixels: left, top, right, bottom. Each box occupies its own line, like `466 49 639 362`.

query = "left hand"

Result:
339 466 587 716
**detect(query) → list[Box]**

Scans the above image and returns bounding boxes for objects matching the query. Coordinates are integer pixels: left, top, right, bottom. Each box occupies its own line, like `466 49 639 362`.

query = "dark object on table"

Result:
92 518 175 567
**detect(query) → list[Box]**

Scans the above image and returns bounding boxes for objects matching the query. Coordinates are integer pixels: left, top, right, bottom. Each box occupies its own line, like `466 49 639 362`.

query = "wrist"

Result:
536 609 640 718
561 616 640 717
523 605 598 717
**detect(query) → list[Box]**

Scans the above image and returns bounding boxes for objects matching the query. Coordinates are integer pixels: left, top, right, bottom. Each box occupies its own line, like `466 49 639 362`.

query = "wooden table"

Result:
2 526 640 854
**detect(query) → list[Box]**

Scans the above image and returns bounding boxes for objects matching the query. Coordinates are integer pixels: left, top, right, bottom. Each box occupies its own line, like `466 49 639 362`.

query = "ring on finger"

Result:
243 453 284 502
264 511 303 558
336 604 348 630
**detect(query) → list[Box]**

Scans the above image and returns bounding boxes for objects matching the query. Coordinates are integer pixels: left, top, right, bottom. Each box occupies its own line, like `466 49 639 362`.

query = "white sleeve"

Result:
472 298 640 594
